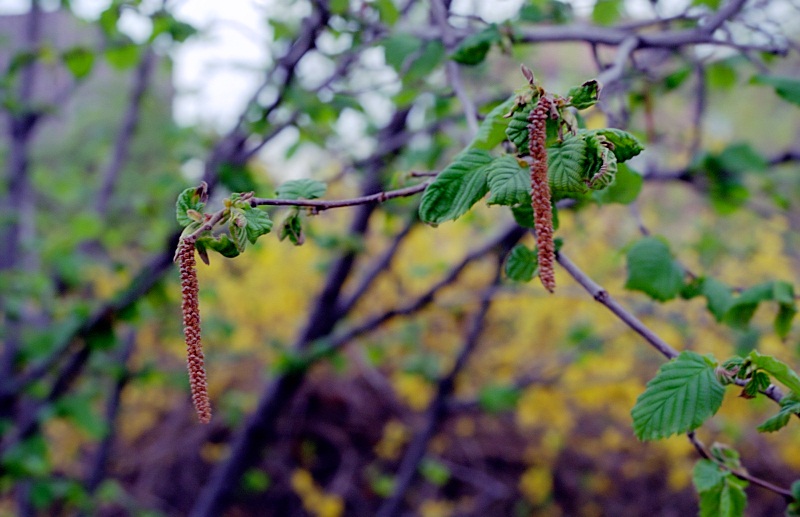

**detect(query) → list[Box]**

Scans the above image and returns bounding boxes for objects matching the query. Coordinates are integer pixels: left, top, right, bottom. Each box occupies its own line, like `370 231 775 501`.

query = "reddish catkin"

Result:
528 97 556 293
177 238 212 424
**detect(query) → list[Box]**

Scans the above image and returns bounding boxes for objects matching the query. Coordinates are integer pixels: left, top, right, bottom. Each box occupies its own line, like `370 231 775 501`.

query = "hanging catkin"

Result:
528 97 556 293
177 238 212 423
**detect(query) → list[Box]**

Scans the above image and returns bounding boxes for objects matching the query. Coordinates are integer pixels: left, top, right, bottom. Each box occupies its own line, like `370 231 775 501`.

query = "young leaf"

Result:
587 128 644 162
418 149 494 225
750 75 800 107
756 395 800 433
470 96 516 150
701 277 735 322
505 244 538 283
625 237 685 302
547 134 591 194
747 351 800 395
229 209 248 253
506 106 532 153
592 0 623 25
486 156 530 206
197 234 240 258
449 25 501 66
276 179 327 200
242 206 273 244
698 475 748 517
279 211 304 245
566 79 601 109
175 184 207 227
631 351 725 440
693 459 726 493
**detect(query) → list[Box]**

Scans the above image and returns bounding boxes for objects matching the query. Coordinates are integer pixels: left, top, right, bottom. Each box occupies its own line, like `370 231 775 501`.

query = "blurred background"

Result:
1 0 799 515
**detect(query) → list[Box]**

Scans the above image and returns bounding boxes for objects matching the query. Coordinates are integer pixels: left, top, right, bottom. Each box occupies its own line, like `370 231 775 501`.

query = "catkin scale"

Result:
528 97 556 293
177 238 212 424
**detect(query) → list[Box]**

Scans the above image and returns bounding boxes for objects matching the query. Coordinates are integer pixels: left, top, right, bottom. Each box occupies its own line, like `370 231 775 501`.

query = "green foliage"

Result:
547 134 595 193
61 47 95 79
275 179 327 200
631 351 725 440
693 460 748 517
470 96 516 150
566 80 601 109
505 105 533 153
750 75 800 106
787 481 800 516
723 281 797 338
592 0 623 25
450 25 501 66
505 244 538 283
586 128 643 162
418 149 494 225
478 384 522 412
757 394 800 433
625 237 685 301
279 211 305 245
486 156 530 206
746 351 800 395
175 185 206 227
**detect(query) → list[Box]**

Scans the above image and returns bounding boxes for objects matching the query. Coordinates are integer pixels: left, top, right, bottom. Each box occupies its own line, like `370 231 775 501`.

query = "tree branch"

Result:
377 263 503 517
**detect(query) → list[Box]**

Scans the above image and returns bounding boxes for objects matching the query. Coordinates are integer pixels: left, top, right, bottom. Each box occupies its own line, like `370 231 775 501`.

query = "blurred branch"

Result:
94 48 157 215
643 147 800 182
431 0 479 136
84 329 137 496
376 263 503 517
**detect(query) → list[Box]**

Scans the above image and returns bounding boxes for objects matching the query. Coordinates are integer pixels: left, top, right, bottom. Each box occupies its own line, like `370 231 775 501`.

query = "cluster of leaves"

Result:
175 179 329 261
417 74 643 249
631 349 800 515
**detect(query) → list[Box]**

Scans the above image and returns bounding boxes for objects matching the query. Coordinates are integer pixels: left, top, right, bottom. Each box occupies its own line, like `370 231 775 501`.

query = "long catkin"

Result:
527 97 556 293
177 238 212 423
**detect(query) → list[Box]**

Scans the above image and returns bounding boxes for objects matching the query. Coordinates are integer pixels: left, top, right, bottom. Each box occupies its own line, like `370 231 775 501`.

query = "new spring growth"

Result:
527 94 556 293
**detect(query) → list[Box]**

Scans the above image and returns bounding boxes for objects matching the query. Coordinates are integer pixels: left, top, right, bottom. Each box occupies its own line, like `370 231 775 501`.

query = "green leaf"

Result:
382 33 422 71
698 475 748 517
547 134 591 194
175 185 207 227
242 206 273 244
592 0 623 25
747 351 800 395
62 47 94 79
693 459 726 493
276 179 327 200
625 237 685 302
631 351 725 440
505 106 532 153
566 79 601 109
229 209 248 253
418 149 494 225
279 210 304 245
478 384 522 413
197 234 240 258
592 163 642 204
470 96 516 150
486 156 530 206
707 61 737 90
375 0 400 25
756 395 800 433
751 75 800 107
450 25 501 66
701 277 735 322
587 128 644 162
718 143 768 173
505 244 538 283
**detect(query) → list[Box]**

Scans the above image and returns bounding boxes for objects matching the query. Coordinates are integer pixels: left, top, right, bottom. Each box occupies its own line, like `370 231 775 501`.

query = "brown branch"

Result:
251 181 431 211
376 263 503 517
